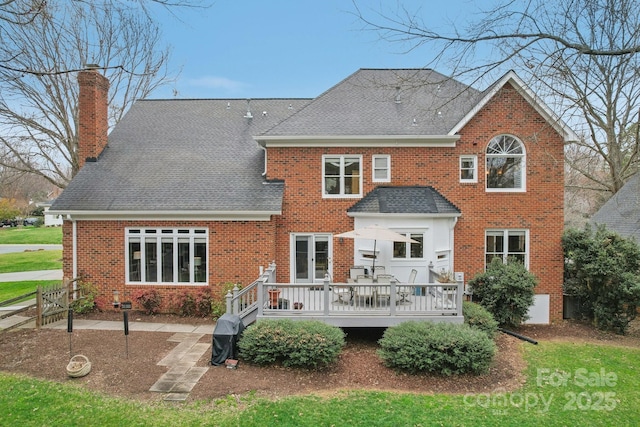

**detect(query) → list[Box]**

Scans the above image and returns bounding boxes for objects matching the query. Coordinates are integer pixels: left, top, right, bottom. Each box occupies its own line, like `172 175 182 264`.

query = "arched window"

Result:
486 135 525 191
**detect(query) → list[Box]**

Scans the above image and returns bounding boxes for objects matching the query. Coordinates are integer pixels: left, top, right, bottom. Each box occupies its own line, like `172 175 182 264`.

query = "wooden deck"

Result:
226 268 464 327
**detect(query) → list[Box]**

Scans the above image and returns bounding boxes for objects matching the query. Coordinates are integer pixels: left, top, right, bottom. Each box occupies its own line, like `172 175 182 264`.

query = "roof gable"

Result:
449 70 579 142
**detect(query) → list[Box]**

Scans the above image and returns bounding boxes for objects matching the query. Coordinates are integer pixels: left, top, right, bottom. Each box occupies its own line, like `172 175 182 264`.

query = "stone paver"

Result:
149 332 211 401
1 315 216 402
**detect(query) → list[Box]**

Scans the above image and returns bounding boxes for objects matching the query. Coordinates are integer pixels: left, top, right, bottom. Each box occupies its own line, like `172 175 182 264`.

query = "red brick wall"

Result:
66 82 565 321
62 220 276 312
266 83 565 321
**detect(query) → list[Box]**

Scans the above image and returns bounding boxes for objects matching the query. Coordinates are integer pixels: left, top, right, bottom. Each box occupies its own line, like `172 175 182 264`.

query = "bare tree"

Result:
0 0 207 27
0 1 174 188
0 0 209 188
354 0 640 199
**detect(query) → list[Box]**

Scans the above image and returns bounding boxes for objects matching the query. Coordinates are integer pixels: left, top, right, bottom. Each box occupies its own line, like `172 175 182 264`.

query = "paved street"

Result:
0 244 62 254
0 270 63 282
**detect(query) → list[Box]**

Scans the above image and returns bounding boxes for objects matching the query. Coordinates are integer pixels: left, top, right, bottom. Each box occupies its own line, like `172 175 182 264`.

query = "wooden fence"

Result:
0 280 70 332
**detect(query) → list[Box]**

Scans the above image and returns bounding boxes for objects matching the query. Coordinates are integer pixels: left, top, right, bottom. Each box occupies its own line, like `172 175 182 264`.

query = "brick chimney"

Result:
77 67 109 170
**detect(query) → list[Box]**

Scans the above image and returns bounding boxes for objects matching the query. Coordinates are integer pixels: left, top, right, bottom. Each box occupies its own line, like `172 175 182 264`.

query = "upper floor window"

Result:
372 155 391 182
486 135 525 191
323 155 362 197
126 228 207 285
460 155 477 183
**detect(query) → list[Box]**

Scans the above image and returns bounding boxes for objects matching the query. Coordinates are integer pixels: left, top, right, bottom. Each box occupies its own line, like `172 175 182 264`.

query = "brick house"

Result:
51 68 576 324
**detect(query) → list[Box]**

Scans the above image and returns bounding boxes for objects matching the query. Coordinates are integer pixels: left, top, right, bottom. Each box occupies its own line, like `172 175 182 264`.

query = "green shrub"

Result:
377 321 496 376
238 319 345 369
467 257 537 328
463 301 498 337
132 288 162 315
563 225 640 334
69 280 98 314
211 282 242 320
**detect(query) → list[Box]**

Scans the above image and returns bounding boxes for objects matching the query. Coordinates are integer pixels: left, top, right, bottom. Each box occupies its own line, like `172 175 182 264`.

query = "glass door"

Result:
293 234 331 283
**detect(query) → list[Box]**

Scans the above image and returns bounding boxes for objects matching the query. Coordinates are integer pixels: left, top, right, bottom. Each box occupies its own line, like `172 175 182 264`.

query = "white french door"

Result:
292 234 332 283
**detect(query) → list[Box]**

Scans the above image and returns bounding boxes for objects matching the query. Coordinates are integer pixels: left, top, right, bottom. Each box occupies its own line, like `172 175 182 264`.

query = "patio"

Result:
226 263 464 327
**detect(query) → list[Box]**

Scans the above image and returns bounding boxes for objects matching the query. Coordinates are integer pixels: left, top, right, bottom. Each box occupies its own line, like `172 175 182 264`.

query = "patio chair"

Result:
332 285 352 304
354 275 374 304
375 274 393 304
350 266 366 279
397 269 417 303
372 266 385 278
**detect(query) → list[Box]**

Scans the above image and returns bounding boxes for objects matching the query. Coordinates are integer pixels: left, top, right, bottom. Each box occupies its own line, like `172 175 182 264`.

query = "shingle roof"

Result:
261 68 483 137
591 174 640 241
348 186 461 215
52 98 310 213
51 68 493 215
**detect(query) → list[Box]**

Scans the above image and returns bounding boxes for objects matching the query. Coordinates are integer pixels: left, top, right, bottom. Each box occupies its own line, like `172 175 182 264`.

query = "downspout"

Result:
68 214 78 299
258 141 267 177
450 217 458 271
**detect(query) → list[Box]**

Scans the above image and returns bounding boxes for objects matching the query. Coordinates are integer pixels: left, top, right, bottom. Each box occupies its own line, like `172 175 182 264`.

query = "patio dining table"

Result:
347 276 398 305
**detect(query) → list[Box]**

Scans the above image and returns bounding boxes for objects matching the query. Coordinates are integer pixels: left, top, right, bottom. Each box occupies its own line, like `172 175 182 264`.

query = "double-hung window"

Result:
372 155 391 182
460 155 477 183
126 228 207 284
486 135 526 191
485 229 528 267
323 155 362 197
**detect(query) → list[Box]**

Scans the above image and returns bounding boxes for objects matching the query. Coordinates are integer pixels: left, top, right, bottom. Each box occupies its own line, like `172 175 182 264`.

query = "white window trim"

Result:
322 154 363 198
485 229 529 268
459 155 478 183
372 154 391 182
392 231 425 260
125 228 208 286
485 135 526 192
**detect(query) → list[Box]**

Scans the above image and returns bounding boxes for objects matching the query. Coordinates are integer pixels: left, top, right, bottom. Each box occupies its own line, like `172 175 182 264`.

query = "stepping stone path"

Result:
149 332 211 401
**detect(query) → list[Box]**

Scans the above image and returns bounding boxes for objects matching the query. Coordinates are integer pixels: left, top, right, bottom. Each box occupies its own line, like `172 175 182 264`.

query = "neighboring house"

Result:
50 68 576 324
591 174 640 241
37 201 64 227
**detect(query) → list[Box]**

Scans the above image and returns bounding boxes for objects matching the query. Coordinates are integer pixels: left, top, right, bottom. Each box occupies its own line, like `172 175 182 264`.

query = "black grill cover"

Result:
210 313 245 366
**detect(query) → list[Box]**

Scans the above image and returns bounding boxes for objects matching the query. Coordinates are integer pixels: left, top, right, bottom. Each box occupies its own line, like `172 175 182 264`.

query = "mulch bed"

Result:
1 311 638 402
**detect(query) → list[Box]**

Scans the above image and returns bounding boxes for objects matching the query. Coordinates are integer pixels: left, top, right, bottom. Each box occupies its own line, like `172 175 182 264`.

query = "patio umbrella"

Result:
335 225 418 274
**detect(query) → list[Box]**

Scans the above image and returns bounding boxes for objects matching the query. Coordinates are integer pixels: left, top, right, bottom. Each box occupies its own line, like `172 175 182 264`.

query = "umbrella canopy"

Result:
335 225 418 274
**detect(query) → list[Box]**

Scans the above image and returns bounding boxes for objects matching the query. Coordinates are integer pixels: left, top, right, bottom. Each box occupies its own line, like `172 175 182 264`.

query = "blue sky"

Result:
150 1 472 99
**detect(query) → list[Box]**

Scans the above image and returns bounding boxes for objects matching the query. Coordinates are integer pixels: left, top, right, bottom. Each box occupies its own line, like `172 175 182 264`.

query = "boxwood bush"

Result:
463 301 498 337
467 257 537 328
238 319 345 369
377 321 496 375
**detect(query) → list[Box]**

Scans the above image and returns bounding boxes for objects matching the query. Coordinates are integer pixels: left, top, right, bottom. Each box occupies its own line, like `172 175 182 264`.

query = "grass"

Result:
0 342 638 426
0 280 61 301
0 226 62 244
0 250 62 274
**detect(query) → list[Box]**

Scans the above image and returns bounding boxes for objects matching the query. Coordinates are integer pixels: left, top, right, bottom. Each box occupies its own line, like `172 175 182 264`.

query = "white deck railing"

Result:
227 264 464 327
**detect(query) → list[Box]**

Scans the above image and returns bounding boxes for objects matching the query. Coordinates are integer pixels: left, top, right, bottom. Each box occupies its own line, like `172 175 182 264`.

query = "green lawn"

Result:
0 250 62 274
0 226 62 244
0 280 61 301
0 342 637 426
